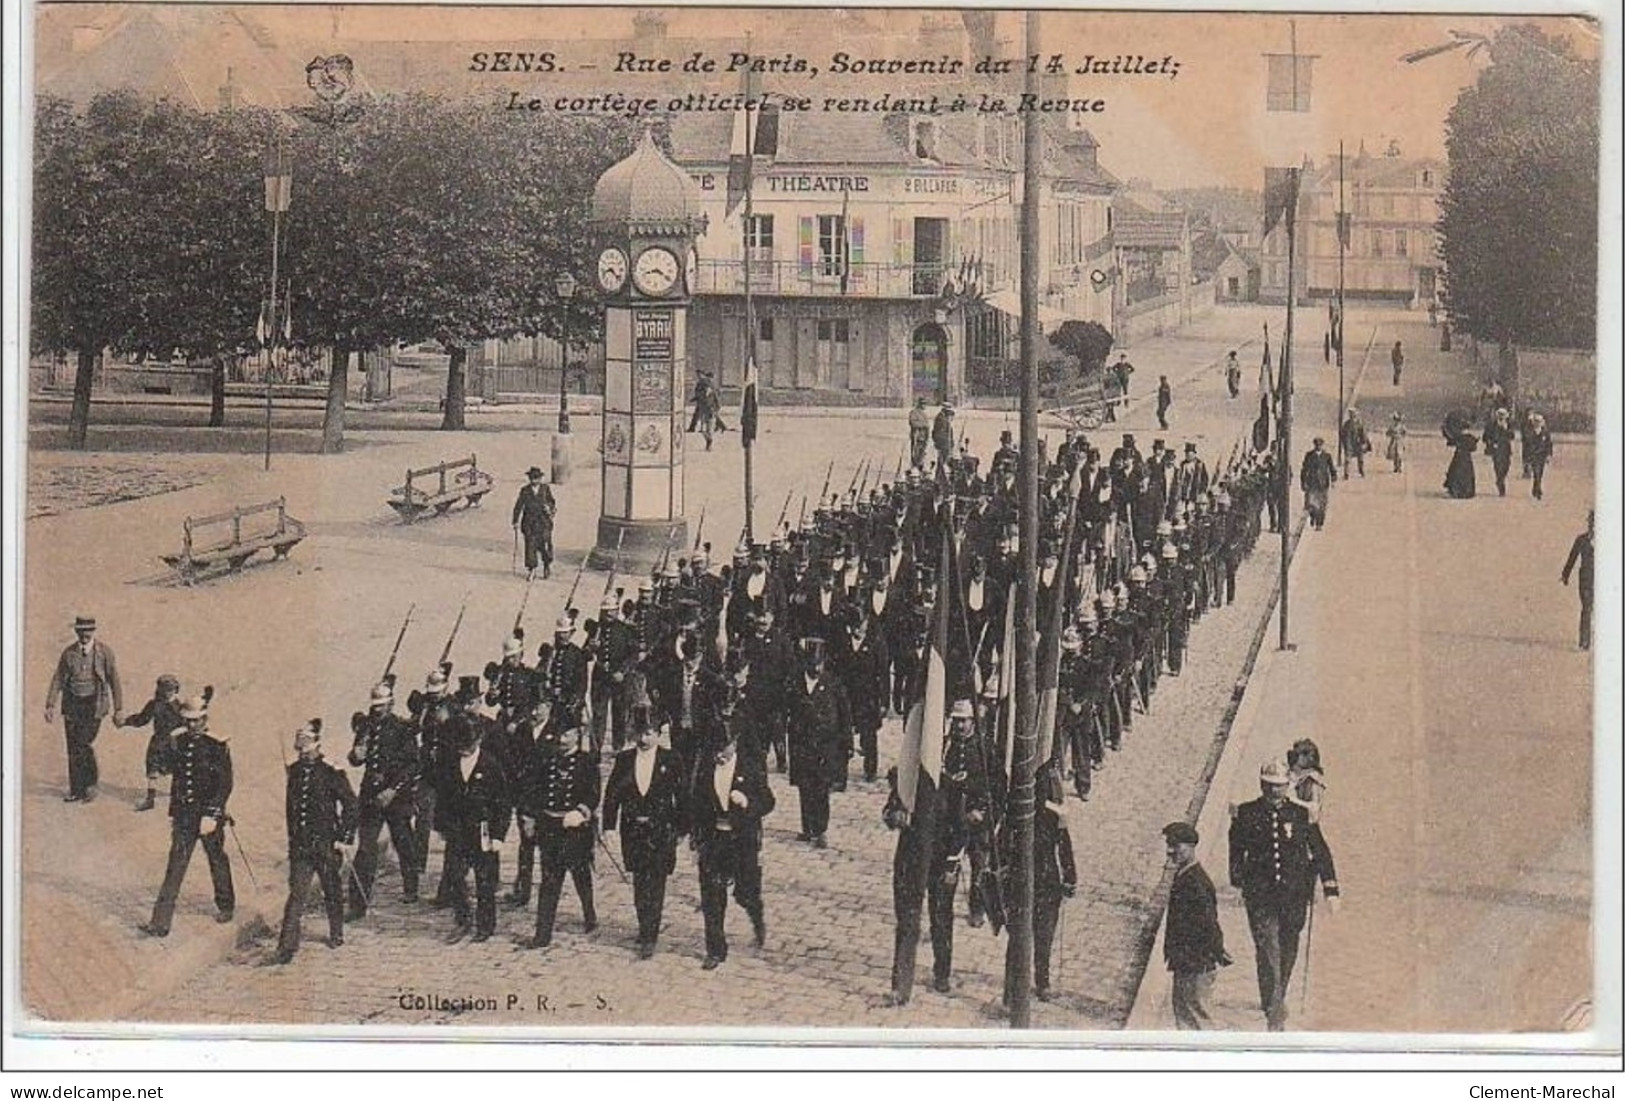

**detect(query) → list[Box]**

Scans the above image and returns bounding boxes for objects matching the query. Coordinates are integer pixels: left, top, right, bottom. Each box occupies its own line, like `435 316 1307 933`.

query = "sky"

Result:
31 5 1600 190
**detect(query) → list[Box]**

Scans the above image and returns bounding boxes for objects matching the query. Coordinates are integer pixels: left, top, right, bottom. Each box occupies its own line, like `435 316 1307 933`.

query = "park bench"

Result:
160 497 306 584
385 454 494 522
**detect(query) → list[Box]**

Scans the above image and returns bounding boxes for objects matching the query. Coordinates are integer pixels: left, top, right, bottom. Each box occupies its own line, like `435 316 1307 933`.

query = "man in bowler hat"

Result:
45 615 123 802
512 467 557 579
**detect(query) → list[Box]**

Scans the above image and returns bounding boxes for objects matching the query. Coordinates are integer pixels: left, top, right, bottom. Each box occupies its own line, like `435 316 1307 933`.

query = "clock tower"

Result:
587 128 707 571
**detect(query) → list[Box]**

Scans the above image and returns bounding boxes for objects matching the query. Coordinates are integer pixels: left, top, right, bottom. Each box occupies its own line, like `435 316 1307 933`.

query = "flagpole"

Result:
264 135 285 473
1278 167 1299 651
1006 7 1042 1030
1336 139 1347 477
741 40 757 543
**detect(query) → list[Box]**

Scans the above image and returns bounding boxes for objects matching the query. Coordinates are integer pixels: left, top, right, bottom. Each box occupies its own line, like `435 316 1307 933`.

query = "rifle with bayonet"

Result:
776 489 795 533
692 505 706 552
381 604 415 682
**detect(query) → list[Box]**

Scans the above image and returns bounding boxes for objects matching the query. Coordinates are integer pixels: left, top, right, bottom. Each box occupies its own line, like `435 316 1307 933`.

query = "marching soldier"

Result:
118 673 184 812
504 694 554 908
273 719 358 964
436 705 511 943
140 691 234 938
590 592 635 752
1004 761 1076 1005
408 665 457 887
485 635 536 738
786 637 851 848
346 678 420 917
521 706 601 949
603 708 690 959
836 602 890 784
540 615 590 719
692 719 774 970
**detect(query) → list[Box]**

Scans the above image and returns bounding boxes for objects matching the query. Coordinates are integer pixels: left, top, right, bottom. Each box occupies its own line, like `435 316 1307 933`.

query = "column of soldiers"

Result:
242 425 1272 982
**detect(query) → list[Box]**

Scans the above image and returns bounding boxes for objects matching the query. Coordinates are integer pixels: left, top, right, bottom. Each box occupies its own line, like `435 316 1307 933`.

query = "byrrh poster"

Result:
4 0 1617 1077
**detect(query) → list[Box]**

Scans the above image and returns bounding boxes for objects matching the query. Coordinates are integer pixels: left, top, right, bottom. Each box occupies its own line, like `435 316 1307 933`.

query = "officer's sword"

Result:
342 850 372 910
224 816 261 891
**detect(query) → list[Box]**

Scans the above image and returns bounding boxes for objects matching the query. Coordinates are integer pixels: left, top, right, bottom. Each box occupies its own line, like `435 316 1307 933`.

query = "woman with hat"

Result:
119 673 184 812
1384 411 1409 474
140 689 234 938
511 467 557 580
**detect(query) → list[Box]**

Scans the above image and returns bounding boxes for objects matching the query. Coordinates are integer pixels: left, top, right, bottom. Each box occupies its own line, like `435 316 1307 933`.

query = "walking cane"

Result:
225 816 261 892
512 527 520 576
1300 893 1315 1014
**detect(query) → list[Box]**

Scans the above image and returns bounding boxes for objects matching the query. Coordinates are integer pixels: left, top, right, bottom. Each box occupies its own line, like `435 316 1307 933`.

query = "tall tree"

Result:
1438 25 1598 350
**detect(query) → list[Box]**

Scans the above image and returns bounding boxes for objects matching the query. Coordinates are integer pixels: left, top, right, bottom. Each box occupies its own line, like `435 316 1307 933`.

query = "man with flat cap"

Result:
45 615 123 803
1228 758 1340 1031
512 466 557 580
1162 820 1229 1029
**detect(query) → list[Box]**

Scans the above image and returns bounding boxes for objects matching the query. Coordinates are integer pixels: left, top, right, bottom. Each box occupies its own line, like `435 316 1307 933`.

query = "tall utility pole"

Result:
1277 166 1299 651
1336 140 1347 476
1006 7 1042 1030
741 51 758 544
262 135 291 472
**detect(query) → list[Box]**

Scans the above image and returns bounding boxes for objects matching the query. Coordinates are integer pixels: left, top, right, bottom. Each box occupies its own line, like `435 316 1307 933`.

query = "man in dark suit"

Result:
44 615 123 803
1162 820 1230 1029
437 711 511 943
1228 758 1340 1031
603 708 689 958
691 722 775 969
1562 510 1595 650
521 708 601 949
140 692 234 937
512 466 557 579
1299 438 1337 531
274 720 358 964
836 603 890 784
786 638 851 848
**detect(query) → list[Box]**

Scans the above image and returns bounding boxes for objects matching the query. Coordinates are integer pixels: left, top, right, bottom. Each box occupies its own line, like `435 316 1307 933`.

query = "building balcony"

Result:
692 259 959 300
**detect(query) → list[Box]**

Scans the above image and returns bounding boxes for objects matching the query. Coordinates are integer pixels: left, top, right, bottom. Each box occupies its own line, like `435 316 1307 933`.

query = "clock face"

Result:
633 247 680 297
685 247 698 293
597 248 628 294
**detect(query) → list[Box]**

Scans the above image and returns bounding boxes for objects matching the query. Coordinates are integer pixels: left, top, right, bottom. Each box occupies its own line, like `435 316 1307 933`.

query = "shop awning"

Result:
983 289 1071 330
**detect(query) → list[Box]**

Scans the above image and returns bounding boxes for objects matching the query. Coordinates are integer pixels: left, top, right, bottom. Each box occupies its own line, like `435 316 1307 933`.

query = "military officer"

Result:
505 694 555 908
407 665 457 887
603 709 689 958
521 706 601 949
140 691 234 938
273 719 358 964
346 678 420 916
1228 757 1341 1031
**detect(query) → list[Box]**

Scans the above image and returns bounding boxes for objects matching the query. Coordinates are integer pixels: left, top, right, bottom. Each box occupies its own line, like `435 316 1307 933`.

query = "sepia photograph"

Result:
4 0 1617 1068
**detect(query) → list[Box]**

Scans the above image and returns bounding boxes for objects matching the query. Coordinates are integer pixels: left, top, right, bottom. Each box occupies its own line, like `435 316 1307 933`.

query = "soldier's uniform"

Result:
836 607 890 783
591 596 636 752
522 720 602 948
141 695 234 937
408 668 457 885
274 722 358 963
1003 764 1076 1003
346 683 420 915
539 618 590 718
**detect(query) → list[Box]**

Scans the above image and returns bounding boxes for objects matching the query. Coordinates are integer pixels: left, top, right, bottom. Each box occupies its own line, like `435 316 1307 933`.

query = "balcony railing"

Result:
693 260 955 300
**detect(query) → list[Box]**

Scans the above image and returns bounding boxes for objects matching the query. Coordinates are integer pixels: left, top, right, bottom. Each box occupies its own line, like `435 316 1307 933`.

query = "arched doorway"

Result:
911 322 948 403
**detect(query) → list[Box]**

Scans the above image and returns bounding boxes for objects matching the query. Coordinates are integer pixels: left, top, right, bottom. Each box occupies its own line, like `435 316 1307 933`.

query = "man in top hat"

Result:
691 713 774 970
119 673 184 812
835 602 890 785
45 614 123 803
785 636 851 848
604 707 690 958
345 679 421 917
1162 820 1229 1028
520 704 601 949
274 719 358 964
1176 443 1210 506
1228 757 1340 1030
140 690 234 937
436 701 511 943
512 467 557 580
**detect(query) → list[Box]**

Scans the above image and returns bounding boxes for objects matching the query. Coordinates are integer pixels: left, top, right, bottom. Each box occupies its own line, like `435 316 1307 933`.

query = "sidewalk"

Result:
1128 316 1596 1037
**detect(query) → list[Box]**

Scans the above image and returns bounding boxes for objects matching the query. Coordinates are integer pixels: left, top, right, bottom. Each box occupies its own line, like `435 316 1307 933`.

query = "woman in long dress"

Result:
1443 412 1478 499
1385 412 1408 473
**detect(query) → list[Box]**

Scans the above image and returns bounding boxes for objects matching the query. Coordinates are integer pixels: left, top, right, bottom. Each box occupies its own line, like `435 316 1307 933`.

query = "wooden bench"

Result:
160 497 306 584
385 454 494 522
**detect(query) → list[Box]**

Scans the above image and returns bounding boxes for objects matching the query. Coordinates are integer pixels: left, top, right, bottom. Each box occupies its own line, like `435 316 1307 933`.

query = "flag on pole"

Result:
1264 52 1315 112
998 586 1017 778
725 65 763 220
1035 466 1083 766
740 351 759 447
282 282 293 343
898 518 952 816
838 185 852 295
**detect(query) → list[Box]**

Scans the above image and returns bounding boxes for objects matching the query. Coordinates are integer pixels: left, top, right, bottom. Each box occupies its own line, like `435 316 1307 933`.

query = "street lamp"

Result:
551 271 577 485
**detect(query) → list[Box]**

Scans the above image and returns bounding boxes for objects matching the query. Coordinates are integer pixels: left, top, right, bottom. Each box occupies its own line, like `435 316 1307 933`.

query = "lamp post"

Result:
552 271 577 485
261 138 292 472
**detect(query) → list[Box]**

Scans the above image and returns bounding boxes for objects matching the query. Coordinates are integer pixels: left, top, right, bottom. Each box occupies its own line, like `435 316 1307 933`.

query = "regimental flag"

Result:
838 185 852 295
1262 166 1300 240
1265 52 1315 112
1035 464 1083 766
898 521 952 817
1253 392 1273 453
740 351 759 448
999 585 1017 778
725 65 764 220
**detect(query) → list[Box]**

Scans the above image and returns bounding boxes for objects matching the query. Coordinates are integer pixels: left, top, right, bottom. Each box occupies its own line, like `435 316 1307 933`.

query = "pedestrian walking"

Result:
521 707 601 950
1027 762 1077 1003
1162 821 1230 1029
140 691 235 938
512 467 557 579
1384 412 1408 474
1525 413 1554 500
931 403 956 470
1299 438 1337 531
44 614 123 803
1561 511 1594 651
1228 758 1340 1031
273 719 357 964
692 720 773 970
1113 351 1136 403
1156 375 1172 430
785 638 850 849
602 709 689 959
1443 412 1478 500
345 680 420 917
1287 738 1327 824
436 707 511 944
1482 407 1517 497
907 397 930 469
1390 340 1405 386
118 673 183 812
1340 408 1372 478
1225 351 1242 399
